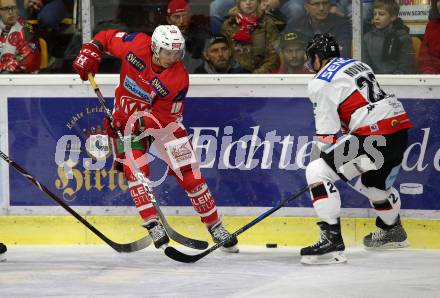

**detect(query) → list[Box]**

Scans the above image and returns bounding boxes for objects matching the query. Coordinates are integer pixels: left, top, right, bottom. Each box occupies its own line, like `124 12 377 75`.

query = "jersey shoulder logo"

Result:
125 52 146 71
317 58 354 82
173 87 188 102
150 77 169 98
122 32 138 42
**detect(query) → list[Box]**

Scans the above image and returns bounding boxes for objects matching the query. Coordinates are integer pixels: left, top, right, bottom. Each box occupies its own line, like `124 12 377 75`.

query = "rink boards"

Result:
0 74 439 247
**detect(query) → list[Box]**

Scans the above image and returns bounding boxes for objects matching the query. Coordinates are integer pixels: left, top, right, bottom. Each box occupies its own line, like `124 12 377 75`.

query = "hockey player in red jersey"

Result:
301 34 411 265
72 25 238 253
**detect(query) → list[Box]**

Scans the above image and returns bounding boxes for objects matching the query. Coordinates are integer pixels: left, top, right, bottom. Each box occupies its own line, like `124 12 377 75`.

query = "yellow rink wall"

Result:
1 216 439 249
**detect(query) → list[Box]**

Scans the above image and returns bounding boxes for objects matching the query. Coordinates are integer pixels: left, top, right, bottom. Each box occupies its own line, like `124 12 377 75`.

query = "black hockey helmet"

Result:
306 33 340 68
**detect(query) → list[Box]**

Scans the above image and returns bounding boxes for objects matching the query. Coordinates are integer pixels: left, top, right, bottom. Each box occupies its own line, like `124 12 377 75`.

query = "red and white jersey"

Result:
308 57 412 140
93 29 189 128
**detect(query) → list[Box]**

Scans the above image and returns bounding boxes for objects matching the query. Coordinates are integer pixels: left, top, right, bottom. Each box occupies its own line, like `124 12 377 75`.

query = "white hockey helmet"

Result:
151 25 185 60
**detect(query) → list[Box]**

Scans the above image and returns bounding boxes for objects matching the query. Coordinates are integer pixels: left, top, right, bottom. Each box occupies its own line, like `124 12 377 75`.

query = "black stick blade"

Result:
112 236 152 253
164 246 204 263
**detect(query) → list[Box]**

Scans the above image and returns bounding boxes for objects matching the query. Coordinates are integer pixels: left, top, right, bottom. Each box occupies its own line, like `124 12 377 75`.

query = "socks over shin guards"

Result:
128 180 158 222
309 181 341 225
175 171 219 224
186 182 219 224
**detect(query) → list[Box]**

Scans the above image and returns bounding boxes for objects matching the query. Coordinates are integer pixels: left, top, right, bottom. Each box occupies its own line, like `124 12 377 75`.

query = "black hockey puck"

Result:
266 243 277 248
0 243 6 254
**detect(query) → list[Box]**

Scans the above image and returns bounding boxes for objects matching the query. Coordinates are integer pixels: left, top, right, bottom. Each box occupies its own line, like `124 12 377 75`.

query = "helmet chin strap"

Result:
314 60 322 73
152 54 162 67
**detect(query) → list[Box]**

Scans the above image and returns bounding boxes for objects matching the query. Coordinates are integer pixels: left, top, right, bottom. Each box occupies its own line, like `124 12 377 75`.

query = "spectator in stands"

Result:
166 0 210 73
363 0 415 74
260 0 288 31
329 0 351 18
0 0 40 73
419 0 440 74
273 31 313 73
221 0 280 74
195 34 247 73
211 0 306 35
284 0 352 57
24 0 71 30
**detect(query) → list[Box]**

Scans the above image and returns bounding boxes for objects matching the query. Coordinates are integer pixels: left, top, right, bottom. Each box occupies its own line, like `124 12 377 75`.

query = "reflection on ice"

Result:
0 246 439 298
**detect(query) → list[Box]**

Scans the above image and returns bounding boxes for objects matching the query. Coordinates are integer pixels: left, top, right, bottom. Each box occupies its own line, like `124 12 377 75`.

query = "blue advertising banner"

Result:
7 97 440 210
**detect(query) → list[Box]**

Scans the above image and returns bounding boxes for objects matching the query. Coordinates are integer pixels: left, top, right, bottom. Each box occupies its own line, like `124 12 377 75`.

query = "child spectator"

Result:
273 31 313 73
221 0 280 73
419 0 440 74
363 0 415 74
0 0 40 73
211 0 304 35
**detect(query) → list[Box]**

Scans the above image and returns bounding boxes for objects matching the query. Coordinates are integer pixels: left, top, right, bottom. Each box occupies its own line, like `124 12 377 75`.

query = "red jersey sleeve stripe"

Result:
338 90 368 128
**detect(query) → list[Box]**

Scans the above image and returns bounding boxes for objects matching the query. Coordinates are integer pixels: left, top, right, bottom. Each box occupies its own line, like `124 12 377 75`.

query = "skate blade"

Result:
220 244 239 253
0 253 6 262
364 240 409 250
159 243 169 250
301 251 347 265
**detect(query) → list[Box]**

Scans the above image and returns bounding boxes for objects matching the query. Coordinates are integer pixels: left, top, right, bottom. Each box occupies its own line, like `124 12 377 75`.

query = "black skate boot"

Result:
142 219 169 249
0 243 7 262
300 220 347 265
364 216 409 249
208 221 239 253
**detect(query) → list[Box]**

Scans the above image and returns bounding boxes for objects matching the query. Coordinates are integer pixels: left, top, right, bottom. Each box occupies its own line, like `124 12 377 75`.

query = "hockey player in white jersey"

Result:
301 34 412 265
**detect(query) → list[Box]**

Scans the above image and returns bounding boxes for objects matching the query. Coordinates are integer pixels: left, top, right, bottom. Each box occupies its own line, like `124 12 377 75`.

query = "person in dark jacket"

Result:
419 0 440 74
221 0 280 74
195 34 247 73
166 0 210 73
272 31 313 73
284 0 352 57
363 0 416 74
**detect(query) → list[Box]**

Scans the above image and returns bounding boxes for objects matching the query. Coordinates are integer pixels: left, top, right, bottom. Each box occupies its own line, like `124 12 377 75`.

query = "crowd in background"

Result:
0 0 439 74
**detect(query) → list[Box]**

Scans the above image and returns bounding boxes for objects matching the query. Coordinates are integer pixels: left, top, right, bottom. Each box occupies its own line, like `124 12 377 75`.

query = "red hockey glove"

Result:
103 112 143 138
72 42 103 81
102 116 118 138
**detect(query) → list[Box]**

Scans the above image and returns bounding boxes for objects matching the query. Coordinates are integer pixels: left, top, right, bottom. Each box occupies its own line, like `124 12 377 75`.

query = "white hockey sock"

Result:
370 187 401 226
310 181 341 225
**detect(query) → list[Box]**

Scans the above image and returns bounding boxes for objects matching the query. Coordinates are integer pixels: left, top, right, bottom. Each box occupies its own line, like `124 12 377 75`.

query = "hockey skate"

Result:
364 216 409 249
300 221 347 265
208 221 239 253
0 243 6 262
142 219 169 249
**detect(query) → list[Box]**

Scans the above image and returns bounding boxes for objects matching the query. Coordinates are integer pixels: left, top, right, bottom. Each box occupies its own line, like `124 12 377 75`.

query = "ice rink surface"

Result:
1 246 440 298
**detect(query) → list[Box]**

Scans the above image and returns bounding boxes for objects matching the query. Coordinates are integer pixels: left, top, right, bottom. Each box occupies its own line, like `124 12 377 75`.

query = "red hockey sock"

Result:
176 172 219 225
124 149 158 222
128 180 158 221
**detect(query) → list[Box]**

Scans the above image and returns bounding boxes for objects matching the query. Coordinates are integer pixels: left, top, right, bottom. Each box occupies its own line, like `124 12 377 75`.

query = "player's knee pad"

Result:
354 178 389 202
306 158 340 185
164 132 198 179
336 154 378 181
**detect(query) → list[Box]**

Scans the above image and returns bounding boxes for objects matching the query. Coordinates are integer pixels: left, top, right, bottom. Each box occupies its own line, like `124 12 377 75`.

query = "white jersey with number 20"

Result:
308 57 412 137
